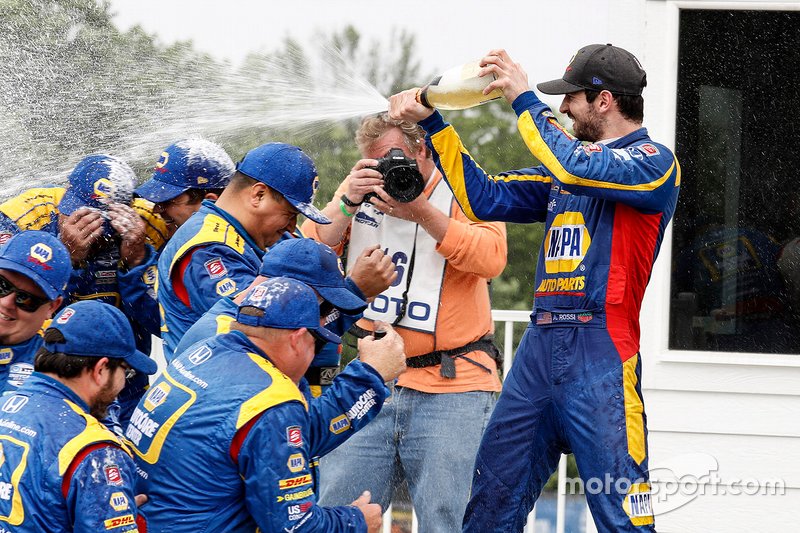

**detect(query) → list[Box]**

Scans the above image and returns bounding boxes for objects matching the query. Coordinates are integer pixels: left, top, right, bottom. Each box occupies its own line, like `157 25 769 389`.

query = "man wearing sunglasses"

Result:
129 277 403 533
0 154 164 428
0 300 158 532
0 231 71 396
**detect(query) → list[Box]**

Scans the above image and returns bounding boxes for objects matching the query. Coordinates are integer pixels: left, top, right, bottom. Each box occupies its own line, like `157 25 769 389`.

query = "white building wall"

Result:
602 1 800 530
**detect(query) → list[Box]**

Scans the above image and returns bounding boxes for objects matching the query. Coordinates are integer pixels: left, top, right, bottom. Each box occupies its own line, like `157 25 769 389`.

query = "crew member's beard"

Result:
573 107 605 142
90 376 119 421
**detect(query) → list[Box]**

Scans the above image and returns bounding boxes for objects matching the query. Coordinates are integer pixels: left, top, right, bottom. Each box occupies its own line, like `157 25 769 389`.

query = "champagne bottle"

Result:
416 60 503 110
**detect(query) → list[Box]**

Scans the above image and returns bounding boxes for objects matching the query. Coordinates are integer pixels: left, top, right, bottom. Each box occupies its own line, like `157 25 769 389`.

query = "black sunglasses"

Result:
319 300 335 320
308 328 329 356
0 274 51 312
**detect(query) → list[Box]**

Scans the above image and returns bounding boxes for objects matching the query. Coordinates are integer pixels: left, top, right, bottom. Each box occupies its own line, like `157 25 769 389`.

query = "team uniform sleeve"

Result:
237 403 367 532
64 445 140 533
420 111 553 224
118 244 160 336
510 91 680 213
304 360 388 458
176 245 258 318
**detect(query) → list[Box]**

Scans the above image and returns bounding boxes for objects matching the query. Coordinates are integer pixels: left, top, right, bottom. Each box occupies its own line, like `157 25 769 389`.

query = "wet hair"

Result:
184 187 225 203
356 112 427 157
34 328 123 379
227 172 284 202
585 90 644 123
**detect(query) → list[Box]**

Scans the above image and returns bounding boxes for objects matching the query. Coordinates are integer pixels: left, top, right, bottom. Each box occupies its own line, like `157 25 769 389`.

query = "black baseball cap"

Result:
537 44 647 96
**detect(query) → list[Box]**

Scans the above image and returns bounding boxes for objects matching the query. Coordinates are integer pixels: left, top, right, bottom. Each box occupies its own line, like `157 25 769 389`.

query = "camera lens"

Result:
384 165 424 203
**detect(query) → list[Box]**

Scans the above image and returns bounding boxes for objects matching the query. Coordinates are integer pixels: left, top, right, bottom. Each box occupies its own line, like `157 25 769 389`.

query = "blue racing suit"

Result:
0 187 165 427
0 331 44 396
174 279 363 396
0 373 140 533
419 91 680 532
126 330 386 532
157 201 264 352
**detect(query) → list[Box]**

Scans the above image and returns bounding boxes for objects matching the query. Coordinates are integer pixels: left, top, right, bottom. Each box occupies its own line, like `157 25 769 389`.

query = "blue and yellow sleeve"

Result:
512 91 680 213
420 112 552 224
238 403 367 532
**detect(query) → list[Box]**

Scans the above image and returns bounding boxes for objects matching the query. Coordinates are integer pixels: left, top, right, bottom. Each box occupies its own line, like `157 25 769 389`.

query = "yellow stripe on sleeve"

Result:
517 112 676 193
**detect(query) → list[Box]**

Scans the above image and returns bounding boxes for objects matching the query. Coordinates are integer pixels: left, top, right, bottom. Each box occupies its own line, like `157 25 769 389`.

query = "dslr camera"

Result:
363 148 425 204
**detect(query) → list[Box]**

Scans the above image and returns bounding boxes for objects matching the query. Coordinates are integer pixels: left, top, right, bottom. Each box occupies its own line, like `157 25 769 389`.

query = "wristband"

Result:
340 194 362 207
339 199 355 218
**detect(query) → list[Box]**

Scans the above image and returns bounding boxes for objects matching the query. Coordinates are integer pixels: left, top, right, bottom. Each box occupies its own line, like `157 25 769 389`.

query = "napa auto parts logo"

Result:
544 211 591 274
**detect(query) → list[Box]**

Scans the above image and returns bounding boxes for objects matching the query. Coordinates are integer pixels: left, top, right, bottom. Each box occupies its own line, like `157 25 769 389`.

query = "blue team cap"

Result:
236 143 330 225
45 301 157 375
59 154 136 215
135 139 235 203
260 238 366 313
236 277 341 345
0 231 71 300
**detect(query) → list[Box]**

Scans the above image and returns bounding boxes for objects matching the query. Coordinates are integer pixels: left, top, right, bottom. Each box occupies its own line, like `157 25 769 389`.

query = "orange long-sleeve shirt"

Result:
302 174 507 393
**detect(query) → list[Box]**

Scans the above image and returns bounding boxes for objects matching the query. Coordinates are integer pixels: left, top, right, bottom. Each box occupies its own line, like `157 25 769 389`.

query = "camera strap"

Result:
391 224 419 326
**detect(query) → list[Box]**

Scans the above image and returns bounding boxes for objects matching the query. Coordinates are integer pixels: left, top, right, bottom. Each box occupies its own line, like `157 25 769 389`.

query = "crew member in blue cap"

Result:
0 300 157 532
157 142 332 352
129 277 401 533
0 155 162 426
0 231 71 395
135 138 235 238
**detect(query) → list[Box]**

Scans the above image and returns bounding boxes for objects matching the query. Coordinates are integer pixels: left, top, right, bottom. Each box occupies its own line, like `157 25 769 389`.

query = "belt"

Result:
348 325 501 379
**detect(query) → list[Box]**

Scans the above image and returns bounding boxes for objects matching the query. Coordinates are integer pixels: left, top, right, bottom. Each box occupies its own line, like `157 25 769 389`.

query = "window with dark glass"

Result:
669 9 800 354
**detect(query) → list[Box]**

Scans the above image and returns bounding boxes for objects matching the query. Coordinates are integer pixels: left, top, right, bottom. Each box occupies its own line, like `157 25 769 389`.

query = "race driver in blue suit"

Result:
389 44 680 532
157 142 331 353
128 277 405 532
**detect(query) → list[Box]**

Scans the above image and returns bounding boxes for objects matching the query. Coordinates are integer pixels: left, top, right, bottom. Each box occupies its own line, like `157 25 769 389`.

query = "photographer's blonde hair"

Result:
356 112 428 157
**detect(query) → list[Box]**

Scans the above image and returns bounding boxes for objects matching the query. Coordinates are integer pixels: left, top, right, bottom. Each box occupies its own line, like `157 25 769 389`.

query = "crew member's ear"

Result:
90 357 112 386
47 296 64 317
287 328 307 354
249 182 267 207
204 192 220 202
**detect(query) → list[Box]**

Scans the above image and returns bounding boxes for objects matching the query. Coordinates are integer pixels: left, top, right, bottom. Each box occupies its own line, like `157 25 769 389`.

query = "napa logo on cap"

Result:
93 178 114 198
29 242 53 266
154 151 169 173
544 212 591 274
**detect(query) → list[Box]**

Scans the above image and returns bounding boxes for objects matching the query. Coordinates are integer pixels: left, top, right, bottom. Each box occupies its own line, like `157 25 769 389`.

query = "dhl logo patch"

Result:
103 514 134 529
279 474 312 491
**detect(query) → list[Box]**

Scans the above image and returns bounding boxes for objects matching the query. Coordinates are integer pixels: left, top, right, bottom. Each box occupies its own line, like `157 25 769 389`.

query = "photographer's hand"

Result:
107 203 147 269
345 159 383 204
368 187 450 244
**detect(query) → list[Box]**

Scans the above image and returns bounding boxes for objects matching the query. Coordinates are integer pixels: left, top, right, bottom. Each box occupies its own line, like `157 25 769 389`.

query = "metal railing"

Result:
381 309 578 533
